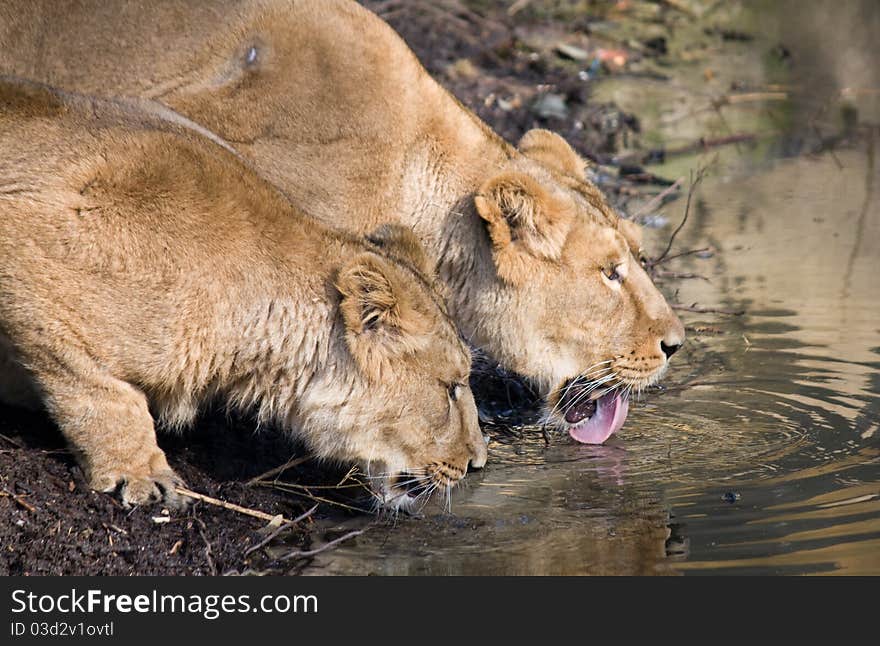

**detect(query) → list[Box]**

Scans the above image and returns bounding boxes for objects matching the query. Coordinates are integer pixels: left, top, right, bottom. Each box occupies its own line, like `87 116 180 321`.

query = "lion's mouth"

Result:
376 467 462 512
391 472 434 497
373 475 421 512
558 387 630 445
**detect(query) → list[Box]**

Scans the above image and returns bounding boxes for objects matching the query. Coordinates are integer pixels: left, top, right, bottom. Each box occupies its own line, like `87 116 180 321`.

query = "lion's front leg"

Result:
28 351 185 508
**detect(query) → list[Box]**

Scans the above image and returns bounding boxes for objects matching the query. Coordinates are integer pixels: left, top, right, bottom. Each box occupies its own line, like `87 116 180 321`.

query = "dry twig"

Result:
194 517 218 576
1 487 37 512
664 133 756 158
244 505 319 558
657 247 713 263
175 486 290 524
246 455 310 486
254 481 373 514
0 432 23 448
659 0 697 17
652 166 708 266
507 0 533 16
278 529 365 561
632 176 684 219
720 91 788 105
655 270 711 282
670 303 745 315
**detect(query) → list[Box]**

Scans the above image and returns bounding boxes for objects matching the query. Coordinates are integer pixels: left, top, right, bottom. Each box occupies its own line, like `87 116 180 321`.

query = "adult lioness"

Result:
0 0 684 442
0 78 486 509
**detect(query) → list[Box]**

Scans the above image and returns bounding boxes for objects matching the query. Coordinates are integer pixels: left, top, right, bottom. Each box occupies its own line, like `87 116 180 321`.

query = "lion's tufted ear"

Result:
335 252 432 377
365 223 435 278
518 129 586 179
475 171 575 285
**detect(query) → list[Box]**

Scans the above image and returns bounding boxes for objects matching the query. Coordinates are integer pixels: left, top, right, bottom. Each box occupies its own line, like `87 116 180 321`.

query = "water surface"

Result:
304 1 880 575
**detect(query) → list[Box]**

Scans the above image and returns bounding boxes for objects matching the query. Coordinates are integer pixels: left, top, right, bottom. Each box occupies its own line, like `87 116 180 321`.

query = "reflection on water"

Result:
653 147 880 575
305 2 880 575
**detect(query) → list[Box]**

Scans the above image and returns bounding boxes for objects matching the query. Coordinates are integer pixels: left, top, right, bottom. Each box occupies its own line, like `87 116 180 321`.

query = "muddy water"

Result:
305 2 880 575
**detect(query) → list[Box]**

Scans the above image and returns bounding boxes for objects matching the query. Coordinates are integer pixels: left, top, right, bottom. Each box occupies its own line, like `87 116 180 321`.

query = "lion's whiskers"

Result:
543 362 615 421
541 358 656 429
557 373 617 416
544 360 613 398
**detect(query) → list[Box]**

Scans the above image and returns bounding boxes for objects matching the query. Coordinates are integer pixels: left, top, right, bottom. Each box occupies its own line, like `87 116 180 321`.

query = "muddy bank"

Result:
0 406 330 575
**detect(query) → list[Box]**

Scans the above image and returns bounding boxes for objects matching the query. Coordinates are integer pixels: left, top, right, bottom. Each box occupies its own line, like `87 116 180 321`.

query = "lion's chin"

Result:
565 390 630 445
373 472 436 514
375 489 418 514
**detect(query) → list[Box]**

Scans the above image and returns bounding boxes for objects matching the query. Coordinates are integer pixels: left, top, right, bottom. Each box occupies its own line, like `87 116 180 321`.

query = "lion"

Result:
0 77 487 509
0 0 684 443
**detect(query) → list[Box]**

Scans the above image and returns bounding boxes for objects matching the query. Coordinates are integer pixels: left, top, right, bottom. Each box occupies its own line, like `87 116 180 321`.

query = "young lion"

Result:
0 78 486 509
0 0 684 442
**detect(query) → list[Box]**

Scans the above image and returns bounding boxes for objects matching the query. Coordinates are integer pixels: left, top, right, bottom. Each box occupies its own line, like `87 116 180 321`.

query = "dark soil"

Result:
362 0 642 162
2 0 652 576
0 405 343 575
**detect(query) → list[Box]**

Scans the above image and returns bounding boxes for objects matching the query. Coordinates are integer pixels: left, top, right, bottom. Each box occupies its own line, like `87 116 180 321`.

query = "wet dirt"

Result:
0 406 330 575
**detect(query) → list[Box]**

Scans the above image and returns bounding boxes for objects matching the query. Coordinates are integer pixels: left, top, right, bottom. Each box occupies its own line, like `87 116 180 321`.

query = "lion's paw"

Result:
91 466 186 509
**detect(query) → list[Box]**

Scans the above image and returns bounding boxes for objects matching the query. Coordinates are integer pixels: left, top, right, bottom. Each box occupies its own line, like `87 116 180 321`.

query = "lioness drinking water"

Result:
0 78 486 509
0 0 685 443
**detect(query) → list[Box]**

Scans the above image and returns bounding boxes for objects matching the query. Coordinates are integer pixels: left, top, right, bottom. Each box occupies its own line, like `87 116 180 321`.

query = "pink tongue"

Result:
569 392 629 444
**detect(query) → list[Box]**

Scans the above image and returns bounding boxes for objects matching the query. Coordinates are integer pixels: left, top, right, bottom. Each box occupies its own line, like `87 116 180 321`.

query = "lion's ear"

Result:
518 129 586 179
475 172 574 284
366 223 434 278
335 252 432 377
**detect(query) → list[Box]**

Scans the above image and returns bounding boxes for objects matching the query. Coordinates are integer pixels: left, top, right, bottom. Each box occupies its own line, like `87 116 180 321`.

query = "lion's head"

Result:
306 227 487 511
470 130 685 444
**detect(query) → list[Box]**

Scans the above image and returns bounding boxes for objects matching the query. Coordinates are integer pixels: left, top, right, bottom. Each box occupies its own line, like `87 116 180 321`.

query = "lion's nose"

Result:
659 311 685 360
660 340 681 359
469 435 488 470
469 447 487 470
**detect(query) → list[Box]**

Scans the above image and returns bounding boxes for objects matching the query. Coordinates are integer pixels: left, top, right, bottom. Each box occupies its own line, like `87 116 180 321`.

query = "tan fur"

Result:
517 129 588 180
475 171 576 282
0 79 486 509
0 0 683 413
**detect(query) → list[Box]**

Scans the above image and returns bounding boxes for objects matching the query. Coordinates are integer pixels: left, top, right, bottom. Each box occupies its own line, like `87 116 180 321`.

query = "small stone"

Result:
446 58 479 81
532 93 568 120
640 213 669 229
555 43 589 61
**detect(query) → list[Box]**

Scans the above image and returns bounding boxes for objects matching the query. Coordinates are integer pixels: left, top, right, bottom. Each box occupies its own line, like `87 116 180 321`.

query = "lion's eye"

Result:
448 383 461 401
603 266 621 281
